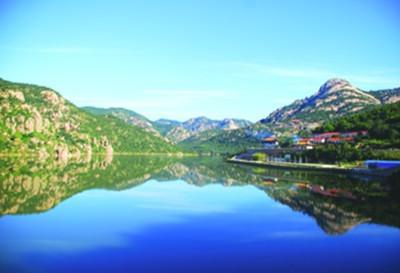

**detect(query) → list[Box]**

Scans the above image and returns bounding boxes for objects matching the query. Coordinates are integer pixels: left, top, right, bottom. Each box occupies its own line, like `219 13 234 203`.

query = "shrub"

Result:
252 152 267 161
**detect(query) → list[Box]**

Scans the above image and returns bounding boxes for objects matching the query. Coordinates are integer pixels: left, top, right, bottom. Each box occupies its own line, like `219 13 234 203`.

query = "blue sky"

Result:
0 0 399 121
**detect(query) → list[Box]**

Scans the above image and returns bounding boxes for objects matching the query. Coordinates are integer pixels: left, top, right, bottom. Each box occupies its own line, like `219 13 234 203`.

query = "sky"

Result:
0 0 399 121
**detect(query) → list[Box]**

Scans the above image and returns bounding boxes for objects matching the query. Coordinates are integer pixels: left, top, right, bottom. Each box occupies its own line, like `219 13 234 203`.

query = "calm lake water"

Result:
0 156 399 273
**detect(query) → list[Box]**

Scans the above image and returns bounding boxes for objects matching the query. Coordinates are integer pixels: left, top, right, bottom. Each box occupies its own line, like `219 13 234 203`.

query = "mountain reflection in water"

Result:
1 155 399 235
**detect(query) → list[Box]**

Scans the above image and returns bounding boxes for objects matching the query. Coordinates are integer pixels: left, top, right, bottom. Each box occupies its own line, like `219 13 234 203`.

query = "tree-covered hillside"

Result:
0 78 179 158
306 102 400 163
82 106 163 138
315 102 400 149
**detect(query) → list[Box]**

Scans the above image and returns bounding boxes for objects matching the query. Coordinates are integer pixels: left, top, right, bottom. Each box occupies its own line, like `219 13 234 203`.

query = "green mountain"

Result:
82 106 163 138
0 78 179 159
315 102 400 149
300 102 400 163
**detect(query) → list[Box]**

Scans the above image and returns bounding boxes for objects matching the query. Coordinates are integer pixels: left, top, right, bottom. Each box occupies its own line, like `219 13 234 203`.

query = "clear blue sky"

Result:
1 0 399 121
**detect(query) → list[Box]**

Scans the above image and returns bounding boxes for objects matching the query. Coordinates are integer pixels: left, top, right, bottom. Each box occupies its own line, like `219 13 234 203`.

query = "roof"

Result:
262 137 277 142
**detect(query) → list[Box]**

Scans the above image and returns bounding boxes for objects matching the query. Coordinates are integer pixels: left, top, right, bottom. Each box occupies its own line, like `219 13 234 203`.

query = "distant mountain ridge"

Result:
165 116 252 143
84 107 253 143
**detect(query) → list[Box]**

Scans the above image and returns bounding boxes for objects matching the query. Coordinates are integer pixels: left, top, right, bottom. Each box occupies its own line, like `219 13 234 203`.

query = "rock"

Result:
25 118 35 133
32 109 43 132
41 90 60 105
9 90 25 102
100 136 109 147
105 146 113 164
55 145 69 161
38 148 49 160
106 144 113 156
64 122 72 132
84 144 92 162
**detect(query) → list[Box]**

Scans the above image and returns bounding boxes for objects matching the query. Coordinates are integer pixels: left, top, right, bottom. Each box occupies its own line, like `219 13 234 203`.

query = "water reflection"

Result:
0 156 399 235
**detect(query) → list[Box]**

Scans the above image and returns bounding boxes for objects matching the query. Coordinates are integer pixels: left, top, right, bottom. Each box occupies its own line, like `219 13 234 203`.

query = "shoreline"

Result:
0 152 199 158
227 157 352 173
227 157 399 177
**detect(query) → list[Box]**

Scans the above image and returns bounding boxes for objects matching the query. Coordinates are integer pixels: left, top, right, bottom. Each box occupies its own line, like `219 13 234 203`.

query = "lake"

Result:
0 156 399 273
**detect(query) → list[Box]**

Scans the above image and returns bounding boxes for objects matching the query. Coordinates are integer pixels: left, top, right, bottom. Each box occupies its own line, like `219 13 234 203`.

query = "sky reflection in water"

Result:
0 157 400 273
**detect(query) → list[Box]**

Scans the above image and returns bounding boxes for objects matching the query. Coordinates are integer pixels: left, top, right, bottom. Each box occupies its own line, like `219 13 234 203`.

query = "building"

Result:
297 131 368 146
262 136 279 149
294 138 314 150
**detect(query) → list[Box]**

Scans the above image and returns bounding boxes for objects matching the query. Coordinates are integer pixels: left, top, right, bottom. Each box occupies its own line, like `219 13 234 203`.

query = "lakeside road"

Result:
227 157 352 173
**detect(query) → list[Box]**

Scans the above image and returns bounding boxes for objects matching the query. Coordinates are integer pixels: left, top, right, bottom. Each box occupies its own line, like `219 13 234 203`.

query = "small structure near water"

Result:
262 136 279 149
364 160 400 170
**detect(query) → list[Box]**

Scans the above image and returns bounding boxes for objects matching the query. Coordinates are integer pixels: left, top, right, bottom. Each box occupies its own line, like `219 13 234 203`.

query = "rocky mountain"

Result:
260 78 383 128
367 87 400 104
81 108 252 144
82 106 163 138
0 78 179 160
165 116 252 143
153 119 182 135
181 78 400 154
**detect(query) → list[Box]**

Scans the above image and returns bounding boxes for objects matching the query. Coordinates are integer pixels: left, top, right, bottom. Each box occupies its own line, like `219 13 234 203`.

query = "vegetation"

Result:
178 128 262 155
0 155 177 215
252 152 267 161
0 78 179 157
308 102 400 162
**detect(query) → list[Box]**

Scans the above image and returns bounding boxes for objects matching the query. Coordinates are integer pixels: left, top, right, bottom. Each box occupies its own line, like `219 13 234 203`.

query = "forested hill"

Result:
314 102 400 148
0 78 179 159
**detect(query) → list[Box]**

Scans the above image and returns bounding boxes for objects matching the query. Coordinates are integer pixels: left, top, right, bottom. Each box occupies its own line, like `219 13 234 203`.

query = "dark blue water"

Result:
1 157 400 272
1 180 400 273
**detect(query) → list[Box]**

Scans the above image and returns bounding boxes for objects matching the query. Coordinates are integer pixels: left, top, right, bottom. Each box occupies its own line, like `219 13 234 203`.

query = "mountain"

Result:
181 78 400 154
82 108 252 144
165 116 252 143
178 128 262 154
260 78 383 128
153 119 182 135
310 102 400 162
366 87 400 104
82 106 163 138
0 78 179 159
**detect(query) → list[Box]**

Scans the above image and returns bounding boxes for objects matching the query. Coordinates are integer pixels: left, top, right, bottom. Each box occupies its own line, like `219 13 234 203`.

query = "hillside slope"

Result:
82 106 163 138
315 102 400 149
261 78 382 126
0 78 179 159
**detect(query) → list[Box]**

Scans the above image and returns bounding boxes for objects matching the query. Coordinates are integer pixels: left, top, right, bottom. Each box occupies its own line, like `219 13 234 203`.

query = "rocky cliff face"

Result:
0 78 178 159
261 78 382 126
